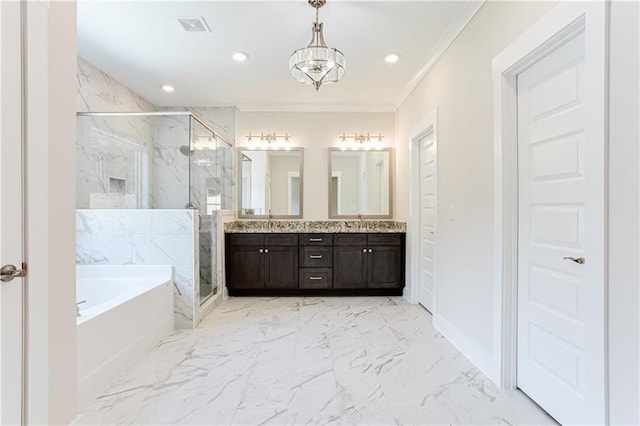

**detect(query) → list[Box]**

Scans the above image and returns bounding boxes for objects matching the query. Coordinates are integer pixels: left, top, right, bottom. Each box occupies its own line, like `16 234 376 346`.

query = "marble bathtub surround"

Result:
74 297 554 425
225 220 407 233
76 209 199 329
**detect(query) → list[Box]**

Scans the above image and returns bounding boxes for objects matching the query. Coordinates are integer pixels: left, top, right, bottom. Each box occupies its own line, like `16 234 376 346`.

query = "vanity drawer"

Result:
299 233 333 246
299 268 333 289
228 233 264 246
368 233 403 246
333 233 367 246
299 246 333 267
265 234 299 246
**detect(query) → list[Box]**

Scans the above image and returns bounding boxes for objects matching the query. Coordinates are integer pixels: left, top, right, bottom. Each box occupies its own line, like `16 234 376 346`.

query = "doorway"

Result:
409 110 438 311
418 132 436 312
493 3 607 424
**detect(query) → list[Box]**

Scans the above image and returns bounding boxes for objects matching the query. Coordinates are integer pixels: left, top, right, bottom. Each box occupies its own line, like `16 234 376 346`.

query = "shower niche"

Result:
76 112 233 305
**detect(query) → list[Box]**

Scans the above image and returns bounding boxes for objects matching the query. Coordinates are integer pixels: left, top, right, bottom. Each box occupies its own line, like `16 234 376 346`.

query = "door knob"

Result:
563 256 585 264
1 264 27 282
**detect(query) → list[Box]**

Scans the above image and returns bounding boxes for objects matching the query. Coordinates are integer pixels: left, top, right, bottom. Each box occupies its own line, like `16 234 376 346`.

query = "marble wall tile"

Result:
76 58 157 209
160 107 236 211
151 210 194 234
76 209 198 329
152 115 191 209
76 58 156 113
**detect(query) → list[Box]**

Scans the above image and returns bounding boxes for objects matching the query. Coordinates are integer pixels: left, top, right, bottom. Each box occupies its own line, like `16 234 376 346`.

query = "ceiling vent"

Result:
177 17 211 33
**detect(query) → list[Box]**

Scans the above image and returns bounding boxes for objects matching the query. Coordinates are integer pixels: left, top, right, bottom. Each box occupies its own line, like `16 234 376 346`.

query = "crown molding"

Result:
236 104 397 113
395 0 486 108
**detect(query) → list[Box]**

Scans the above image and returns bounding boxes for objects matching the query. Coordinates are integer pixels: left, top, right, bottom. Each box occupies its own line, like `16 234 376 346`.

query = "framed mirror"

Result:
238 148 303 218
328 148 393 218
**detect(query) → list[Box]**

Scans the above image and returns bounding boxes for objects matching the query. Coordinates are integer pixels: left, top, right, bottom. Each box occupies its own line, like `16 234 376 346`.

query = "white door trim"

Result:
407 108 438 306
492 1 608 422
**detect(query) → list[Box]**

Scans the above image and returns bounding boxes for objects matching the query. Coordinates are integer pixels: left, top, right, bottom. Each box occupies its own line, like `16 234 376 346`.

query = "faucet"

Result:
358 213 364 229
267 210 274 229
76 300 87 317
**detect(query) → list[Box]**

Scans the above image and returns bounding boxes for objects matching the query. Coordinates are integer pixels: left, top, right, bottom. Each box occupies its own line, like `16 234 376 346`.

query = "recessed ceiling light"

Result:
162 85 175 93
233 52 249 62
384 53 400 64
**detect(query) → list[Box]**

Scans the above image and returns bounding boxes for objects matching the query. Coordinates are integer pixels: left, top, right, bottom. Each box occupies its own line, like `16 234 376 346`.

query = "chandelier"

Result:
289 0 345 91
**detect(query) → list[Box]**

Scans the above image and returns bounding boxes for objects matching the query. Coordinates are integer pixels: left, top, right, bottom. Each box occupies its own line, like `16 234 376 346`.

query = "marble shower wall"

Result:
76 115 157 209
160 107 236 211
76 58 156 114
76 209 199 329
152 115 191 209
76 58 158 209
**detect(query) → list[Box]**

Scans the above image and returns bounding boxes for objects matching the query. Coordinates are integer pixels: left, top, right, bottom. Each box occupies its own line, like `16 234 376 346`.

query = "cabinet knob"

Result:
259 249 264 253
368 248 372 253
363 248 367 253
265 248 269 253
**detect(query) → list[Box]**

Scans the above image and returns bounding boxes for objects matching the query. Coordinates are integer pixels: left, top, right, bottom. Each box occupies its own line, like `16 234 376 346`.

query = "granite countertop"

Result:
224 220 406 233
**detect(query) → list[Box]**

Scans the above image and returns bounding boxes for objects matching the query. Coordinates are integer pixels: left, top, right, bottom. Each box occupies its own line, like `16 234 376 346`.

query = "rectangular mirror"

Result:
239 148 303 218
329 148 393 218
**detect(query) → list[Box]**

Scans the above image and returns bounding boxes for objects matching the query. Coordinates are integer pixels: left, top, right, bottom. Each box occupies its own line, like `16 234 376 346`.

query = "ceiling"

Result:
77 1 482 110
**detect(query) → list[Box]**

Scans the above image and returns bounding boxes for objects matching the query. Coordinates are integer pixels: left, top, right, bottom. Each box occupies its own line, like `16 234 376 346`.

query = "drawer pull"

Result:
309 276 323 280
309 238 323 242
309 255 323 259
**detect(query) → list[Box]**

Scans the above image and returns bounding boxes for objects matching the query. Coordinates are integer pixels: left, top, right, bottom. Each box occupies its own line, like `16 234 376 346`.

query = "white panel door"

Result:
0 1 25 424
517 31 604 425
419 132 436 312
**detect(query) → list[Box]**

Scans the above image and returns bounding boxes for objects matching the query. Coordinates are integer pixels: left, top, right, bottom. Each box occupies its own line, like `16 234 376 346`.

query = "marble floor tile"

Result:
75 296 556 426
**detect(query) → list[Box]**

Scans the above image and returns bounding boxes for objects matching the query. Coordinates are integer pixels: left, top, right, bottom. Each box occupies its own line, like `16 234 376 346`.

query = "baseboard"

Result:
433 313 498 384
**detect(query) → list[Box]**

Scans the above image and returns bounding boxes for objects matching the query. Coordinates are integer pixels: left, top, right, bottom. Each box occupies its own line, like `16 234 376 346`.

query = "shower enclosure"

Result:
76 112 233 303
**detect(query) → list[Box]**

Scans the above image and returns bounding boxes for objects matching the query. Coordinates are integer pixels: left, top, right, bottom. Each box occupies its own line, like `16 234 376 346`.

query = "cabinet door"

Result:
333 245 367 289
265 246 299 289
367 245 403 288
228 245 264 289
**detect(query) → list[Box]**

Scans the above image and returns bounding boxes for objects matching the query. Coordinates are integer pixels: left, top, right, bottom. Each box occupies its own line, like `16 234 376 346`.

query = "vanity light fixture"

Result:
289 0 345 91
246 132 292 149
162 84 175 92
339 132 384 150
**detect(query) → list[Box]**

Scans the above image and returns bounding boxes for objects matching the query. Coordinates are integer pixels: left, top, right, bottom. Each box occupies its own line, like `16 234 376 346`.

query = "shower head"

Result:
179 145 191 156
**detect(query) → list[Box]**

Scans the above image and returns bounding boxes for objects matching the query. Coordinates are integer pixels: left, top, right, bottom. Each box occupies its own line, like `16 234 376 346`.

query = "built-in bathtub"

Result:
76 265 174 411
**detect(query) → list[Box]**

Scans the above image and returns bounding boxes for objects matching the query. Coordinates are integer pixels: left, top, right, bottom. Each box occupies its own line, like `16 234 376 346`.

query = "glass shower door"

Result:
188 117 220 302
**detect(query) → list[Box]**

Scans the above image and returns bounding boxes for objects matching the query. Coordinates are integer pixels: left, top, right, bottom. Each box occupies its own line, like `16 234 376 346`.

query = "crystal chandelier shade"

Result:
289 0 345 91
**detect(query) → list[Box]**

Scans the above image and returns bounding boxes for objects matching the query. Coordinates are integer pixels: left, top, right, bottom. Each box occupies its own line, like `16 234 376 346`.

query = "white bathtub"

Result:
76 265 174 411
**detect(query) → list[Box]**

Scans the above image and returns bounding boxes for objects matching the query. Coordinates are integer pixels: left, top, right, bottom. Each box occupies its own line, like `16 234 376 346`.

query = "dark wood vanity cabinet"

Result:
226 234 298 290
333 233 404 289
226 232 404 296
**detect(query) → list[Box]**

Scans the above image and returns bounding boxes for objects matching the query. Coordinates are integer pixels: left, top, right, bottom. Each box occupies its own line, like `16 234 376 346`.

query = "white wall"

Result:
396 0 557 363
608 1 639 423
26 1 78 423
236 111 395 220
396 1 639 423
